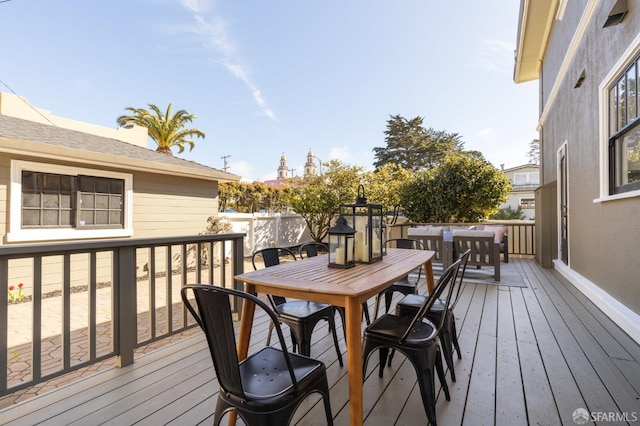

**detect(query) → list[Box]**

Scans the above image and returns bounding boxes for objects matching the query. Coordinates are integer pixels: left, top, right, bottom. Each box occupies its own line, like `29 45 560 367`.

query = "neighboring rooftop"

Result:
0 92 240 182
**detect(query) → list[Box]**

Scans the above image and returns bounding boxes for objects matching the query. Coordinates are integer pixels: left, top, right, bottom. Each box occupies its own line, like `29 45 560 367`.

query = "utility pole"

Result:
221 155 231 172
289 168 296 177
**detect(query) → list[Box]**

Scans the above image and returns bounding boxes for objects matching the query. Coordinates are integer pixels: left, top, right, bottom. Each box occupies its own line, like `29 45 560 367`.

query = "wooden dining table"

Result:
234 247 436 426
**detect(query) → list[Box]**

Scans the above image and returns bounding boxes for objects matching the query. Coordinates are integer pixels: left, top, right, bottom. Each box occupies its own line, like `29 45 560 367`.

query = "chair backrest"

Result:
252 247 298 269
386 238 424 250
450 248 471 310
298 242 328 258
407 228 444 261
180 284 301 400
251 247 297 306
452 230 497 265
400 258 462 343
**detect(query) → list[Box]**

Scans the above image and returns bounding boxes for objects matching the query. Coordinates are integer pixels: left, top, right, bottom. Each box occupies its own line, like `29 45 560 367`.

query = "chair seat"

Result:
387 277 416 291
396 294 446 317
365 314 437 346
239 347 326 400
275 301 333 320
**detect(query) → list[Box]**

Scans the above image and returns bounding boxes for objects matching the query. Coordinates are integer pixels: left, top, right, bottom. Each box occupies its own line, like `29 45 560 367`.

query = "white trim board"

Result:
553 259 640 345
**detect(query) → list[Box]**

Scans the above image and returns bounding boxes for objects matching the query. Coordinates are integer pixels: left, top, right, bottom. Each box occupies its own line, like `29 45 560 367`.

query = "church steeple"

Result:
277 153 290 180
304 149 317 178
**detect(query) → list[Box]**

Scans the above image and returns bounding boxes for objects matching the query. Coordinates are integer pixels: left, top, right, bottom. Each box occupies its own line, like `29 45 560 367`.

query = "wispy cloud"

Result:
469 38 514 74
329 146 352 163
475 127 497 140
179 0 276 121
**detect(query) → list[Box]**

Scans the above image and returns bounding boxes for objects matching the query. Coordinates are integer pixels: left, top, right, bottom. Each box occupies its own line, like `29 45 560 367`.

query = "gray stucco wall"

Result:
539 0 640 314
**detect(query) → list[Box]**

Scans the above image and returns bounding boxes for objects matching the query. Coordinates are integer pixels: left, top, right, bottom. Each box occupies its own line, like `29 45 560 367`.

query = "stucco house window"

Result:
608 53 640 194
9 160 133 242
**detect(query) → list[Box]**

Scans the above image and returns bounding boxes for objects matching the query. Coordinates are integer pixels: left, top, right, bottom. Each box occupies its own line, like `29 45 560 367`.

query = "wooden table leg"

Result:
236 283 256 360
424 258 435 292
230 283 256 426
345 297 364 426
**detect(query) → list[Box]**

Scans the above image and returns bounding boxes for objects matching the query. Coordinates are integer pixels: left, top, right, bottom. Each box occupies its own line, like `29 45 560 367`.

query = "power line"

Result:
0 79 57 126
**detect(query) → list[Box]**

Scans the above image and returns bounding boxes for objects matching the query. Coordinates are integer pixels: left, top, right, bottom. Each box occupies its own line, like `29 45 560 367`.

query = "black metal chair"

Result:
252 247 344 367
298 241 371 327
362 258 462 426
394 248 471 382
298 241 329 258
372 238 425 319
181 284 334 426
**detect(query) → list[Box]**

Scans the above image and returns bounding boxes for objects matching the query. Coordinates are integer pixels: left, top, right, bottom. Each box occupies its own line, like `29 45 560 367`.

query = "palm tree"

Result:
117 103 205 156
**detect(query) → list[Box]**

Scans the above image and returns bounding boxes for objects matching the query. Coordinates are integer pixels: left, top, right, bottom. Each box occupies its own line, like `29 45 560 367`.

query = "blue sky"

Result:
0 0 538 181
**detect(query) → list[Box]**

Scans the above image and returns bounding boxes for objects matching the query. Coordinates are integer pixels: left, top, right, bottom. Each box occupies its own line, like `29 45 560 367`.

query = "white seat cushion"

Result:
408 226 443 236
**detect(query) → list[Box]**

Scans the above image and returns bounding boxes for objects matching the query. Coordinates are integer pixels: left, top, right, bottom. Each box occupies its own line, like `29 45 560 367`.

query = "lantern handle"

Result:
356 184 367 204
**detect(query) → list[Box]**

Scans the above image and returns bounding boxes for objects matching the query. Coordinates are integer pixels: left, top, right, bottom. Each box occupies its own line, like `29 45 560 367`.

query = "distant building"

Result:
276 153 290 180
303 150 317 177
499 164 540 219
0 92 239 243
261 150 317 188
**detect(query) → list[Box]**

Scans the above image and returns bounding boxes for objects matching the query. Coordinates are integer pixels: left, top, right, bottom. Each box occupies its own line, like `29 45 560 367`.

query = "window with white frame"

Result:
9 161 133 242
520 198 535 209
608 52 640 194
513 172 540 186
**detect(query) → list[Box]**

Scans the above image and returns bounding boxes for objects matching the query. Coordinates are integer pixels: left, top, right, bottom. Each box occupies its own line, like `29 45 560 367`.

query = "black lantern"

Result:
327 216 356 269
381 220 387 256
340 184 384 264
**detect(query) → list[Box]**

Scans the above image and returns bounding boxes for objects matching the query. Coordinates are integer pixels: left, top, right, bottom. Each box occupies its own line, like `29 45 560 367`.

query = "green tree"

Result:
288 161 363 242
117 103 205 155
400 154 511 222
262 186 294 213
219 182 294 213
490 206 527 220
362 163 413 224
373 114 464 171
527 138 540 165
219 182 237 212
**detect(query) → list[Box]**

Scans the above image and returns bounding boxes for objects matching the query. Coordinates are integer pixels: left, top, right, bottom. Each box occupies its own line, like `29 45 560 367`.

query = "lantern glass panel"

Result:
327 216 355 269
329 233 345 266
340 201 383 264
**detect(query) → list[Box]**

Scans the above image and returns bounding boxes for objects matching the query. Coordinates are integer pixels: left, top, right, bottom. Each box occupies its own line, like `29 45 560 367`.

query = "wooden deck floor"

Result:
1 258 639 425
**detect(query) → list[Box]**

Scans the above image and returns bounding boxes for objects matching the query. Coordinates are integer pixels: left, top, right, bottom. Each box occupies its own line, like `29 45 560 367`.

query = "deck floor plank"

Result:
463 284 498 425
434 283 486 426
525 262 640 416
1 259 639 426
510 283 561 425
495 287 527 426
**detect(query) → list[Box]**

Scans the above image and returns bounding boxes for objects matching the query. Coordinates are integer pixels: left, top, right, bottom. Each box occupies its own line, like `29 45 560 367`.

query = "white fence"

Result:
219 212 312 256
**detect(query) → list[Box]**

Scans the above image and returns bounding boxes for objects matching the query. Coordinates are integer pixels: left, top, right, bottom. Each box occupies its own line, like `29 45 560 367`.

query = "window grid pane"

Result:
78 176 124 228
618 79 627 130
609 56 640 194
627 65 637 122
610 87 617 136
21 171 126 230
21 171 74 228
